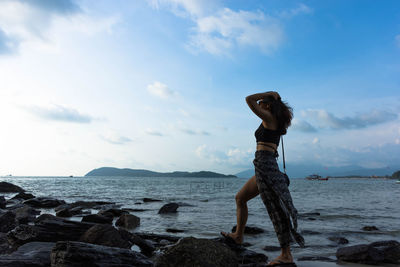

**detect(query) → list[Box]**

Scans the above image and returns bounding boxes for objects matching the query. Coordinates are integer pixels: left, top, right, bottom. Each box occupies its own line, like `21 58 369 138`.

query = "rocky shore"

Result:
1 181 399 267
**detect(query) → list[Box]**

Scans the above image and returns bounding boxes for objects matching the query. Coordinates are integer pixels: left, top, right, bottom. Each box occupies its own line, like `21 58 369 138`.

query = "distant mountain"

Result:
235 164 400 178
85 167 236 178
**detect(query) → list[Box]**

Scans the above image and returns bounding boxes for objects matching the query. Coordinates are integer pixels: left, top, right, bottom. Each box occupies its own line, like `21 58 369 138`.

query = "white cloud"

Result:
312 137 319 144
148 0 216 18
279 3 313 18
146 128 164 136
25 104 93 123
195 145 252 167
100 131 132 145
189 8 283 55
291 118 317 132
147 81 176 99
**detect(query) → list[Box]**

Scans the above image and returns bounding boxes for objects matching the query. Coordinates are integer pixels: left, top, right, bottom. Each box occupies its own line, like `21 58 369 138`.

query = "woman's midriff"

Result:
256 142 277 152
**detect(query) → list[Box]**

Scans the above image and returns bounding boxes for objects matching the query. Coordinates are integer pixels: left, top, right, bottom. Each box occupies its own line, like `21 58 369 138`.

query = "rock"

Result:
232 225 264 234
236 249 268 265
262 245 281 252
81 214 113 224
143 197 162 202
154 236 238 267
298 256 336 262
98 208 129 217
124 208 148 212
336 240 400 265
362 225 379 231
54 200 116 212
55 208 72 217
158 203 179 214
79 224 132 249
14 205 40 224
301 230 321 235
328 236 349 245
135 232 181 243
298 212 320 217
34 213 63 224
7 217 95 249
115 213 140 229
23 197 66 208
11 192 35 200
0 182 24 193
129 233 156 257
50 240 153 267
0 241 54 267
0 232 13 254
307 217 317 220
0 197 5 209
0 211 16 233
166 228 184 233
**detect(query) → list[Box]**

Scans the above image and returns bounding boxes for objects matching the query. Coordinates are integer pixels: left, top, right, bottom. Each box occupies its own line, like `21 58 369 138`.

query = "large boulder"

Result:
0 241 54 267
23 197 66 208
79 224 132 249
336 240 400 265
98 208 129 217
158 203 179 214
14 205 40 224
50 241 153 267
154 236 238 267
0 232 12 254
0 211 16 233
7 217 95 249
0 197 5 209
0 182 24 193
81 214 113 224
11 192 35 200
115 213 140 229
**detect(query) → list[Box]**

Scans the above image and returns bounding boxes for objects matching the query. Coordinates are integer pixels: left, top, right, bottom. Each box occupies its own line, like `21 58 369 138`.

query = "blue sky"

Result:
0 0 399 176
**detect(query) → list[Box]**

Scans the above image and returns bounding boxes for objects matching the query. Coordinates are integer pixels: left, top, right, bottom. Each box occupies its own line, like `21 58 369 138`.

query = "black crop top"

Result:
255 123 281 145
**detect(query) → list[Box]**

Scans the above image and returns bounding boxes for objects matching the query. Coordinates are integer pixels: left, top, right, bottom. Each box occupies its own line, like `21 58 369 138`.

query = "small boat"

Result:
306 174 328 180
396 180 400 184
306 174 321 180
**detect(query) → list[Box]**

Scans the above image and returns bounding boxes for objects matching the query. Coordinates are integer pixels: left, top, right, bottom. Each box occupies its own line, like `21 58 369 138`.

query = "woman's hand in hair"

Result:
245 92 275 123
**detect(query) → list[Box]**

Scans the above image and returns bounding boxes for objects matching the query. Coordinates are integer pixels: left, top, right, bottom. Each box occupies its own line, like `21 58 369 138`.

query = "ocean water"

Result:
1 176 399 260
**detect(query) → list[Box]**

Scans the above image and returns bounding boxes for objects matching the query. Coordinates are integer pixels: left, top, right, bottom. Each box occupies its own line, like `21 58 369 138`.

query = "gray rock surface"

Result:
158 203 179 214
0 182 24 193
50 240 153 267
0 241 54 267
115 213 140 229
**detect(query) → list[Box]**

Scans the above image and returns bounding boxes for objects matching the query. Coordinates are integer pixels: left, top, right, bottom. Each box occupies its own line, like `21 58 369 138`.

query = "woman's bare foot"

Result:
267 254 294 265
220 231 243 245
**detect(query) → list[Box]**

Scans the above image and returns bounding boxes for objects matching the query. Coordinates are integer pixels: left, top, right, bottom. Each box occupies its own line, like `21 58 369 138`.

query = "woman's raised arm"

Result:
245 91 280 122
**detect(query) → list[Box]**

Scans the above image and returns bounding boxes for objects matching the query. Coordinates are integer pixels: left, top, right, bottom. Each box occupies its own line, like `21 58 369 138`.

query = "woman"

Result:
221 91 305 266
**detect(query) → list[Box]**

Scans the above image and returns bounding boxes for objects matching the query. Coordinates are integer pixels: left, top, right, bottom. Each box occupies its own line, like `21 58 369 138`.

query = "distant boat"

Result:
396 180 400 184
69 175 73 178
306 174 328 180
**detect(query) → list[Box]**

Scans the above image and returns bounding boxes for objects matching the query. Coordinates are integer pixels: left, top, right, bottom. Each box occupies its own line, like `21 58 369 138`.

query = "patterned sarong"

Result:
253 150 305 248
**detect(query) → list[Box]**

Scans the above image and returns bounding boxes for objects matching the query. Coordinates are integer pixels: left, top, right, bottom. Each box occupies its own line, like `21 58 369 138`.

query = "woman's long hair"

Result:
262 95 293 135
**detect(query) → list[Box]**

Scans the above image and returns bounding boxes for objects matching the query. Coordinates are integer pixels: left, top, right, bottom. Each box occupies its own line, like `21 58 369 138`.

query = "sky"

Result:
0 0 399 176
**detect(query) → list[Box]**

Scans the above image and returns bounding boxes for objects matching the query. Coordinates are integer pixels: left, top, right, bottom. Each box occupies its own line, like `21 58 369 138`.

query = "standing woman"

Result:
221 91 305 266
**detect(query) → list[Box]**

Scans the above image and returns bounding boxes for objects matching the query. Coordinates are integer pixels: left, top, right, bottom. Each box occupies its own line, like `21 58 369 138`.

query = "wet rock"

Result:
98 208 129 217
14 205 40 224
0 241 54 267
307 217 317 220
50 240 153 267
0 197 5 209
262 245 281 252
143 197 162 202
232 225 264 234
23 197 66 208
362 225 379 231
0 182 24 193
158 203 179 214
11 192 35 200
328 236 349 245
336 240 400 265
136 232 181 244
81 214 113 224
129 233 156 257
0 211 16 233
79 224 132 249
301 230 321 235
124 208 148 212
7 217 95 249
115 213 140 229
55 208 72 217
155 236 238 267
298 256 336 262
166 228 184 233
34 213 63 223
237 249 268 265
54 200 116 212
0 232 13 254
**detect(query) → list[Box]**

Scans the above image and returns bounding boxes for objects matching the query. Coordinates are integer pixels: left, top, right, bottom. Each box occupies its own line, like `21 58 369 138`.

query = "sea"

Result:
1 176 399 261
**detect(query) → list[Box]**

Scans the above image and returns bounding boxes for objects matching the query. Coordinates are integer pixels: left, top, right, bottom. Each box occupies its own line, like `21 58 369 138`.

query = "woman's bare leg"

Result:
221 175 259 244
